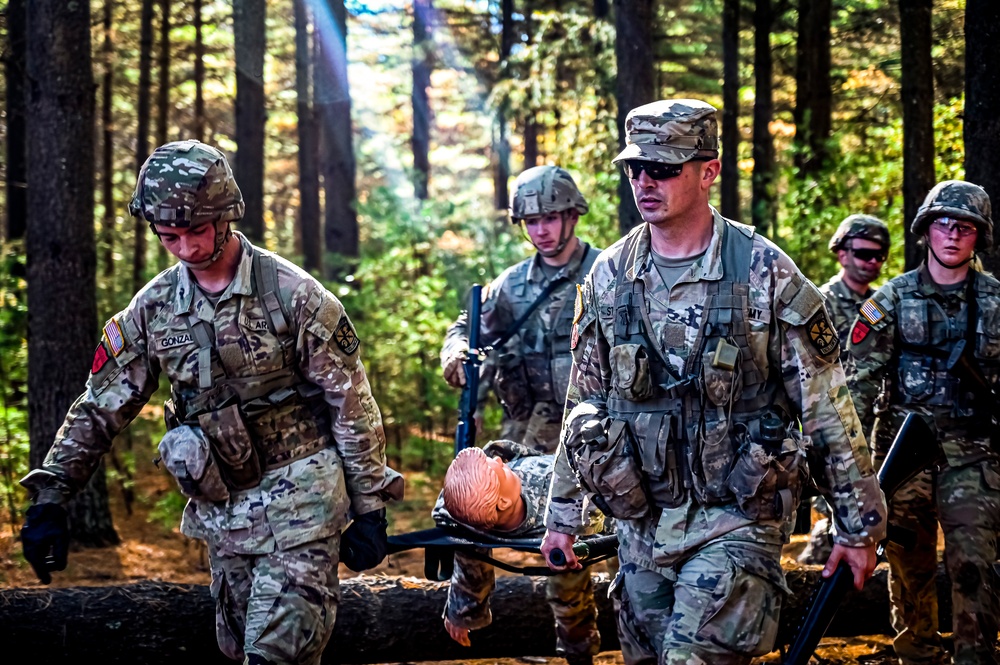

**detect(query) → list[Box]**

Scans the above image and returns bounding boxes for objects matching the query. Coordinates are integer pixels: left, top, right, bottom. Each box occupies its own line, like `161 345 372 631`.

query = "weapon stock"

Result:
783 412 941 665
454 284 483 455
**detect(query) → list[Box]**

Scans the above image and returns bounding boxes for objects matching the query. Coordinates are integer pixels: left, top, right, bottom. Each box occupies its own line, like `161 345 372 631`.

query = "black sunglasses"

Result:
849 247 887 262
622 158 711 181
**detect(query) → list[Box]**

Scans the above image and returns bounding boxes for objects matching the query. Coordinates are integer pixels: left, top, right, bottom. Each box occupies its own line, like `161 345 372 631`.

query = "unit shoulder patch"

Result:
806 309 840 357
851 320 871 345
92 343 110 374
334 315 360 355
859 298 885 326
573 284 584 325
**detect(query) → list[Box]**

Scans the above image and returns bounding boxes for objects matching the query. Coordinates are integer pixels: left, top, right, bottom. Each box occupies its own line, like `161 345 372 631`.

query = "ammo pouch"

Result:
198 403 264 492
610 344 654 402
495 350 534 421
157 425 230 503
726 429 810 522
570 417 650 520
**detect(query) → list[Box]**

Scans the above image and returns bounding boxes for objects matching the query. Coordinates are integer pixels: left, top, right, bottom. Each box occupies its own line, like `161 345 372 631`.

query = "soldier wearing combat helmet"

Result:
850 180 1000 665
542 99 886 665
20 140 403 665
798 214 890 565
439 164 604 665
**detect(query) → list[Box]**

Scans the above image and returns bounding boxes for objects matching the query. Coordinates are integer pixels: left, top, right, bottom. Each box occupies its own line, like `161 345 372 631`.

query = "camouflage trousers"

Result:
547 566 603 659
611 539 784 665
500 401 562 455
208 534 341 665
884 461 1000 665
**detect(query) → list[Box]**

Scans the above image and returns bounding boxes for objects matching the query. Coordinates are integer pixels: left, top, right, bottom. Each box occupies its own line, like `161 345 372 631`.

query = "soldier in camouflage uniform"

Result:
19 141 403 665
432 441 604 665
441 165 601 451
799 214 891 565
540 99 887 665
849 180 1000 665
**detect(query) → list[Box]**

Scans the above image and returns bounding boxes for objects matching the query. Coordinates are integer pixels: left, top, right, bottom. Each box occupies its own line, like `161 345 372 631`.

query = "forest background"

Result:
0 0 998 555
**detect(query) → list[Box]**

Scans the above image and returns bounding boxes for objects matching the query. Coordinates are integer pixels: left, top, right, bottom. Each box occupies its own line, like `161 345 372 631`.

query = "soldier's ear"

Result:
497 495 513 512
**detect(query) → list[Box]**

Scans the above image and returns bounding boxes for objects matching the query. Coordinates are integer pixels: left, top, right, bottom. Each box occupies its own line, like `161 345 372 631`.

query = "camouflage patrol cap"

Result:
612 99 719 165
829 214 890 252
510 165 589 222
911 180 994 250
129 140 244 227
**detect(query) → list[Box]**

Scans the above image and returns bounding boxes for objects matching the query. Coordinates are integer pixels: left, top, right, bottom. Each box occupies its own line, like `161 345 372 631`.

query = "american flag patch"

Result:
859 299 885 326
104 318 125 356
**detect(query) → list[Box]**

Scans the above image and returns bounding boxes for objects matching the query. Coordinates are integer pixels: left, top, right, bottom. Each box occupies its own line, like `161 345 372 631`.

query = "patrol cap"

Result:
129 139 244 228
911 180 994 251
612 99 720 165
829 214 890 252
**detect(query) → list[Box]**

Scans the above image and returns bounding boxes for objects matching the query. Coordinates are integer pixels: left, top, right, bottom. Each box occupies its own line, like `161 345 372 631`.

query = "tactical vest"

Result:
606 222 790 508
167 248 331 471
892 270 1000 428
499 245 598 408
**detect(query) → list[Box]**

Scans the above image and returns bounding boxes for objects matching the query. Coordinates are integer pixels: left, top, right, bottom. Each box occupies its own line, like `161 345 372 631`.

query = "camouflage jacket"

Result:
432 440 602 629
546 210 886 571
441 240 600 453
21 233 401 554
850 265 1000 467
819 274 872 369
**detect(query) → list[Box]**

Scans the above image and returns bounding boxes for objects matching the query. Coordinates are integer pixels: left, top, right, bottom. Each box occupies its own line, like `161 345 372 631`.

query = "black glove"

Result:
340 508 388 572
21 503 70 584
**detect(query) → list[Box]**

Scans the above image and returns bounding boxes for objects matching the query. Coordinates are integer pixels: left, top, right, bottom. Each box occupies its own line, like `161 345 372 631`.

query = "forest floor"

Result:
0 423 939 665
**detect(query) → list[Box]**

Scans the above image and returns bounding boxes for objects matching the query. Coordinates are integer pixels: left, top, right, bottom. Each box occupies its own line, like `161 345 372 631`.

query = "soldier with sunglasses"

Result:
799 214 891 565
849 181 1000 665
540 99 885 665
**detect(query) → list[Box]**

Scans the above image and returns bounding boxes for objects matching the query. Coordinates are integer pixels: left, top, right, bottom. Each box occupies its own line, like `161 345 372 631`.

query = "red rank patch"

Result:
571 323 580 350
92 343 109 374
851 320 871 345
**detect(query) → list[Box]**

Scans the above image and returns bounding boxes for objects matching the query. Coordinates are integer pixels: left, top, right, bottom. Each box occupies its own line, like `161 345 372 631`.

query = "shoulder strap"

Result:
487 274 572 351
252 248 295 365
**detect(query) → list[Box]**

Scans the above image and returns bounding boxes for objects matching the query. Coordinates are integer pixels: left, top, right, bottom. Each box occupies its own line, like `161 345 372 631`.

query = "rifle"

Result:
783 412 942 665
454 284 483 455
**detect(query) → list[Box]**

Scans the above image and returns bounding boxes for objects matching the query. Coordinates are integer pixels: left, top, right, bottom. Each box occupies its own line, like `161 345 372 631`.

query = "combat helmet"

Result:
829 214 890 252
129 140 244 227
509 165 589 223
911 180 993 251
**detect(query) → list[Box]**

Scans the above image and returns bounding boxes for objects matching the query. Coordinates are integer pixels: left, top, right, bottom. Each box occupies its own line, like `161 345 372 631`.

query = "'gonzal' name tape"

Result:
159 333 193 349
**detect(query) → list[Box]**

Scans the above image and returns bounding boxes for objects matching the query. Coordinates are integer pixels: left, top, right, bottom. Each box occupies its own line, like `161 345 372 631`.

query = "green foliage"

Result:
147 489 188 532
0 243 29 533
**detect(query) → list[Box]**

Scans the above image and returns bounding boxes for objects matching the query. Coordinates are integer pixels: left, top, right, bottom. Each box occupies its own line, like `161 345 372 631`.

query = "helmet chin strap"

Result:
533 213 573 258
179 221 233 270
928 243 974 270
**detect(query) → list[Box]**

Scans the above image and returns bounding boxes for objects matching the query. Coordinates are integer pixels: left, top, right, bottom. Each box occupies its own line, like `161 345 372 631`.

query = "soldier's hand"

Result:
21 503 70 584
340 508 388 572
444 617 471 647
823 543 878 591
541 529 581 571
443 349 468 388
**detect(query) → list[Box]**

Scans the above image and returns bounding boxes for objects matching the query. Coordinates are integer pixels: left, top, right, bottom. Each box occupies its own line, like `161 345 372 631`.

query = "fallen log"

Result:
0 564 976 664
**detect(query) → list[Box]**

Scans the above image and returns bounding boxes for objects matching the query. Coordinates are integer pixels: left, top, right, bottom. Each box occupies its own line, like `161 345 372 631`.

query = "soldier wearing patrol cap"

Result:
799 213 891 565
18 140 403 665
541 99 887 665
850 180 1000 665
439 164 604 665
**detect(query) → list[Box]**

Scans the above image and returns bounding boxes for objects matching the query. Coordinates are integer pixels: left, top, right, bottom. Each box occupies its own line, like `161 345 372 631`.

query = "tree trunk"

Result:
965 0 1000 269
594 0 609 19
193 0 205 142
721 0 740 221
793 0 832 177
899 0 935 271
26 0 118 548
295 0 322 274
613 0 655 236
493 0 514 212
318 0 359 264
155 0 172 271
412 0 433 201
5 0 27 241
751 0 776 236
101 0 115 279
233 0 267 244
134 0 154 293
523 114 539 170
0 565 972 664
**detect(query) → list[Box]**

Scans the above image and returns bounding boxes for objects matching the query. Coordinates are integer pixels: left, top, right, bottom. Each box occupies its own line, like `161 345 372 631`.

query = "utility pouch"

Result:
198 403 264 492
727 430 809 522
702 339 741 407
495 352 534 421
570 417 650 520
157 425 230 503
610 344 654 401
